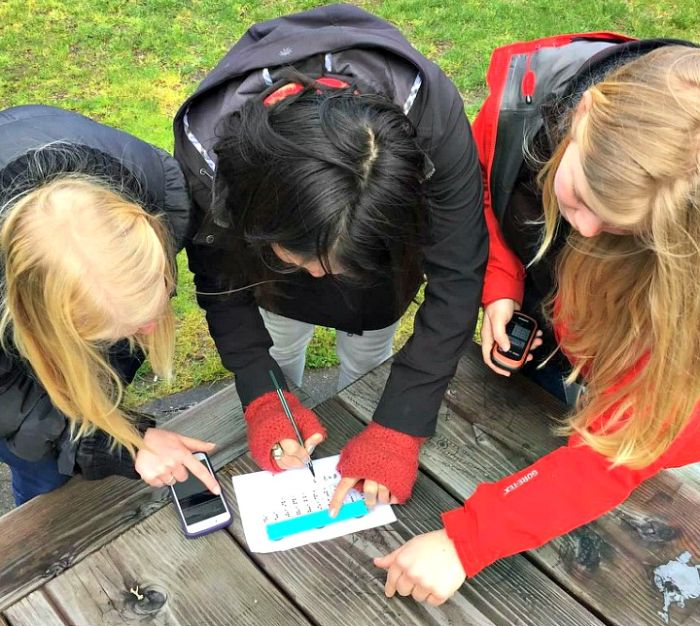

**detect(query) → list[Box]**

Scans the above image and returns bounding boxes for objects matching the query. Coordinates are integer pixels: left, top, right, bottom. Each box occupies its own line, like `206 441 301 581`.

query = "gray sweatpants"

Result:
259 308 398 391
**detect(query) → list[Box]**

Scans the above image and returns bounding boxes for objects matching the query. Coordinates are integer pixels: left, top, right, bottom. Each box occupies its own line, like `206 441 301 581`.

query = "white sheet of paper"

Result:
232 454 397 553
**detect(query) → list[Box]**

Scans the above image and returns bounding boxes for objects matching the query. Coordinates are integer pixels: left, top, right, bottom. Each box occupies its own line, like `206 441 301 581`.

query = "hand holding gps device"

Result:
490 311 538 372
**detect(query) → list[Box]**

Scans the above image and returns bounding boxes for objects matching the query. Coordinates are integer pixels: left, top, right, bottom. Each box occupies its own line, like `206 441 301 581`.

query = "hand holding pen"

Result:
268 371 324 477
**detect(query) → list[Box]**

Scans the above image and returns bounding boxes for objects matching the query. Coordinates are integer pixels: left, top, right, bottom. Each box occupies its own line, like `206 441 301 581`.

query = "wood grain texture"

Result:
0 383 249 611
338 346 700 626
4 591 67 626
12 502 310 626
670 464 700 488
222 397 604 626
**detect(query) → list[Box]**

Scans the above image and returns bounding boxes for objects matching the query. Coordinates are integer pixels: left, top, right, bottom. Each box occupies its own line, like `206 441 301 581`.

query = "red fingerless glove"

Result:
244 391 326 472
337 422 426 503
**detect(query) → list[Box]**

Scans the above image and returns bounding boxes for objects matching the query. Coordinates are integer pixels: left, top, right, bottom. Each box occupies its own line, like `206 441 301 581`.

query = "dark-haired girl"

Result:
174 5 490 507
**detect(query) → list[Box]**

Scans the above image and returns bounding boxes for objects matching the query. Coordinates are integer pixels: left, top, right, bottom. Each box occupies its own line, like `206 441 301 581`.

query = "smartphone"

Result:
491 312 538 372
170 452 232 538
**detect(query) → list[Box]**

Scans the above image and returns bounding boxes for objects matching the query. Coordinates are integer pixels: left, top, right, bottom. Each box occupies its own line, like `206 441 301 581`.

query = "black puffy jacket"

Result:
0 105 191 479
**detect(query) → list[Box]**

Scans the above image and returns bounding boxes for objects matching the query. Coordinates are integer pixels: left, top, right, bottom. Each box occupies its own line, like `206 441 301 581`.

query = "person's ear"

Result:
575 90 593 118
570 90 593 138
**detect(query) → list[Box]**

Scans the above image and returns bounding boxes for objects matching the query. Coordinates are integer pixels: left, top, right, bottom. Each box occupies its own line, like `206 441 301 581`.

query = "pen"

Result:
268 370 316 478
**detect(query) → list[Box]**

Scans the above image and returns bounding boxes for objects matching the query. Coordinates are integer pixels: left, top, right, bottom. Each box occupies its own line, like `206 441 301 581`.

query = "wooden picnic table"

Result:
1 343 699 626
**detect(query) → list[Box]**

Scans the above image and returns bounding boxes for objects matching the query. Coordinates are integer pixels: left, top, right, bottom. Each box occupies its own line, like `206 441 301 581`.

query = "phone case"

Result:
177 507 232 539
491 347 528 372
170 452 233 539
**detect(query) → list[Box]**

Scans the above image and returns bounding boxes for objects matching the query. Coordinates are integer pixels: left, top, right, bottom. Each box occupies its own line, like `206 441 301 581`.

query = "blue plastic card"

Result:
266 499 369 541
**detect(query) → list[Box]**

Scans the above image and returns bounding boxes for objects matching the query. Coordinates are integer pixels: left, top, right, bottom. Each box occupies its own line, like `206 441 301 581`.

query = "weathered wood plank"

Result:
9 501 310 626
222 397 605 626
4 591 67 626
338 346 700 626
0 383 249 611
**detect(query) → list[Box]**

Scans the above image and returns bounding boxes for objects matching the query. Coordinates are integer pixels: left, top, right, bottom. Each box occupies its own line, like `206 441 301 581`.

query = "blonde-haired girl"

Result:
374 41 700 604
0 105 219 504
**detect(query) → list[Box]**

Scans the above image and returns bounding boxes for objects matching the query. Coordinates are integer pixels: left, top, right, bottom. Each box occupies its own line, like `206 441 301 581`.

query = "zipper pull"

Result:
521 53 536 104
199 167 214 181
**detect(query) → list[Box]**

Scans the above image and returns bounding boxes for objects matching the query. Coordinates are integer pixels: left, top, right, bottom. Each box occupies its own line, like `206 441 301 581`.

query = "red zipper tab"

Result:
521 53 536 104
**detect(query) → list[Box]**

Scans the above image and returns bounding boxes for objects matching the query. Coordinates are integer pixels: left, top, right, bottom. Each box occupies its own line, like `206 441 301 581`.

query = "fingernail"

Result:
213 485 221 495
329 507 337 518
307 444 316 455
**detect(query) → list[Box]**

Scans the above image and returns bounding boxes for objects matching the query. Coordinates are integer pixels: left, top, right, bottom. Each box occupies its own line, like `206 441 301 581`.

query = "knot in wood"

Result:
44 553 74 578
620 513 680 543
123 584 167 615
560 528 608 573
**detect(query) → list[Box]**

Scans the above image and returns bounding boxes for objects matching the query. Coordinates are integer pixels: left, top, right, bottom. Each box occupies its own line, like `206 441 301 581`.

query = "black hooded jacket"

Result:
174 4 487 437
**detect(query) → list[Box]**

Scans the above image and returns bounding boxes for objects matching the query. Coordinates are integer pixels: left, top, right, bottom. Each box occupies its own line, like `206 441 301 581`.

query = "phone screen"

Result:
500 315 535 359
172 458 227 525
505 322 531 356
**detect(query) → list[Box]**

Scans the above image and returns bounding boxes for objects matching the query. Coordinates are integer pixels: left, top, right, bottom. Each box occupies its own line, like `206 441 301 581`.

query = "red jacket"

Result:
451 165 700 577
481 182 525 305
475 32 637 306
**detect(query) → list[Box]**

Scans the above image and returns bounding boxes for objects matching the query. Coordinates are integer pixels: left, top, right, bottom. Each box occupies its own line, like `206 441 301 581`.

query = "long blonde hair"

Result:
536 45 700 468
0 175 176 456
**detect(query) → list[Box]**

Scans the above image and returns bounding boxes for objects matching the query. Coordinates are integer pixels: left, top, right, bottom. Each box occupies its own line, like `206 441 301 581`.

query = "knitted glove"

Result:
244 391 326 472
337 422 426 503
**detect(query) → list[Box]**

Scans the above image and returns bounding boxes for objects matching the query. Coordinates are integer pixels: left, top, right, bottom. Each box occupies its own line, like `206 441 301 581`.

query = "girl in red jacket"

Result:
374 43 700 605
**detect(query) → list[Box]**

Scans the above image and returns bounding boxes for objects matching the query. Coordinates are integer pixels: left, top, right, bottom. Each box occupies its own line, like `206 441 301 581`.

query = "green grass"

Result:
0 0 696 404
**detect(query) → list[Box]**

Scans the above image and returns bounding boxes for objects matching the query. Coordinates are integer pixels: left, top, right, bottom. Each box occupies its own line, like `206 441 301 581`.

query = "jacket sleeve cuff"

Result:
481 278 524 308
372 362 454 437
68 412 156 481
442 506 492 578
234 357 287 409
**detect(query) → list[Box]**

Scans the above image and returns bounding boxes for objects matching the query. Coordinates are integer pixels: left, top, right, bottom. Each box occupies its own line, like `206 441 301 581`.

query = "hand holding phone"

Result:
171 452 232 538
